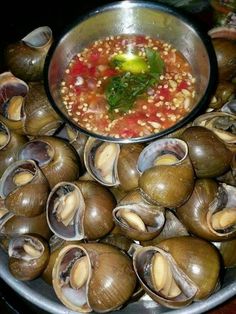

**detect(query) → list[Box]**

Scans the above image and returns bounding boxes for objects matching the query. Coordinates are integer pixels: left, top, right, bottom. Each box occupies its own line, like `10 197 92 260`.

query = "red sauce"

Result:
61 35 196 138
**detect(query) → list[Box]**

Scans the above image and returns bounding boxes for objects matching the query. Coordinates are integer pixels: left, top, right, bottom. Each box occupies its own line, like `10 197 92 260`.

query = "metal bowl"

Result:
44 0 217 143
1 246 236 313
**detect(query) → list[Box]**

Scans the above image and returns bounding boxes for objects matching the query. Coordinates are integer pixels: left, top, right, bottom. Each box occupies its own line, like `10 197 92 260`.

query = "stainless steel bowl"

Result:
44 0 217 143
1 246 236 314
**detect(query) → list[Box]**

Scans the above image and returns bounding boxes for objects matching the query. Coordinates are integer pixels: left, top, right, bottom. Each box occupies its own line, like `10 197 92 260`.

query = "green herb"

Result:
145 48 165 79
106 48 165 113
106 72 153 113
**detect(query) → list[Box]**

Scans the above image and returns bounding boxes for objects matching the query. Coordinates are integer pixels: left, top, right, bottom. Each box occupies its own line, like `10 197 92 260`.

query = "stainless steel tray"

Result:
1 247 236 314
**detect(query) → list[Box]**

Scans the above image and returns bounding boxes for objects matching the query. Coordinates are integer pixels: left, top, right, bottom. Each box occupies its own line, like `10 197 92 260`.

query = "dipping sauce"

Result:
61 34 196 138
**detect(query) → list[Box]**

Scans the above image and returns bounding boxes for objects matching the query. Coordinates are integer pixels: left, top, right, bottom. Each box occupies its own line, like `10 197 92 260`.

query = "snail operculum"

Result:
54 188 82 227
0 129 9 147
84 138 120 186
5 96 24 121
209 184 236 233
211 207 236 230
117 208 147 232
9 236 44 261
151 252 181 299
53 245 91 312
47 183 85 241
69 255 90 290
12 169 34 186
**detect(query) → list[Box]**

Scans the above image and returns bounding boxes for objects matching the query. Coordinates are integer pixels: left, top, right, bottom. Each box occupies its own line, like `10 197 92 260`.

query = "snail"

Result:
52 243 136 312
8 234 50 281
138 138 194 208
4 26 53 82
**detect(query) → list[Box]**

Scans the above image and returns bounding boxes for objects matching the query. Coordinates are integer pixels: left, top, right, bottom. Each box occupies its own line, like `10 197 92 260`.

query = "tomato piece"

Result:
71 60 88 76
177 80 188 91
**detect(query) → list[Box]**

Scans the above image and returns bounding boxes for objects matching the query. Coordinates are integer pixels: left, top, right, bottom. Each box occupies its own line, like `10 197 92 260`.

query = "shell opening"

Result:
47 184 85 240
55 247 91 311
118 209 147 232
1 161 37 197
9 236 44 261
19 141 53 167
151 252 181 299
0 131 8 147
53 189 81 227
137 138 188 173
211 207 236 230
6 96 24 121
94 142 119 184
69 256 89 290
22 26 52 48
13 170 34 186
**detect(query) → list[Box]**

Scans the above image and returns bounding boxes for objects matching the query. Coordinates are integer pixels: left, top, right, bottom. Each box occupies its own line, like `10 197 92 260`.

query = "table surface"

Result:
0 1 236 313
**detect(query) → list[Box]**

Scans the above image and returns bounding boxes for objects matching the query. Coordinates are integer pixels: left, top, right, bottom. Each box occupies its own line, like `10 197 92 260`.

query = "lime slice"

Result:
112 53 149 74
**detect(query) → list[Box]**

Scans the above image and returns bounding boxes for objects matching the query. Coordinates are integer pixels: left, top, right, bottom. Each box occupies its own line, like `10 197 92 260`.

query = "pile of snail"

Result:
0 22 236 313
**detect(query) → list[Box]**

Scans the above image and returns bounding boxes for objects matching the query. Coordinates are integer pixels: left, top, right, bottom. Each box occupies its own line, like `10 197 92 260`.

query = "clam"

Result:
52 243 136 313
176 179 236 241
84 137 120 186
0 160 50 217
138 138 194 208
193 112 236 143
181 126 233 178
133 236 221 308
18 136 81 188
4 26 53 82
47 180 116 241
8 234 50 281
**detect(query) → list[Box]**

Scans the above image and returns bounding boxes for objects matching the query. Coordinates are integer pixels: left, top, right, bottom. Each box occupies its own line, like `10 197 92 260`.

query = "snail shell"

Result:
193 112 236 144
117 143 144 191
0 211 51 241
0 121 28 177
18 136 81 188
138 138 194 208
0 72 28 134
176 179 236 241
52 243 136 313
141 209 189 247
113 189 165 241
4 26 53 82
213 238 236 268
181 126 233 178
84 137 120 186
133 236 221 307
0 160 50 217
23 82 63 136
46 181 86 241
47 180 116 241
8 234 49 281
55 124 88 173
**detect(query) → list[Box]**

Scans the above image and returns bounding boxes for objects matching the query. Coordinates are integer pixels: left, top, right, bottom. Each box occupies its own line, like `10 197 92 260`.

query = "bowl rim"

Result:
44 0 217 144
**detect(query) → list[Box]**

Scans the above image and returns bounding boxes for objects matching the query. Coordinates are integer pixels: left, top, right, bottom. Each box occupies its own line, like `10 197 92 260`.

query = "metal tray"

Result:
1 247 236 314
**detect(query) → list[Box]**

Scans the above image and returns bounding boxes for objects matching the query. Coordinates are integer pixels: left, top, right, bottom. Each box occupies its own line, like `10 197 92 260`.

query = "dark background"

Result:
0 1 216 313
